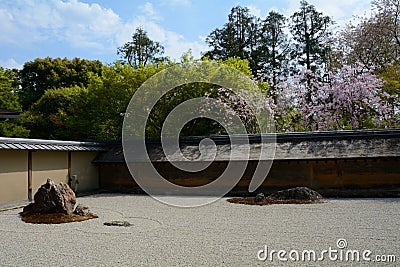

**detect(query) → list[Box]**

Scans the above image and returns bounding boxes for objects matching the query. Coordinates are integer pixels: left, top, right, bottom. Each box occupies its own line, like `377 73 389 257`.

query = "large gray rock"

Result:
267 187 323 202
23 178 76 214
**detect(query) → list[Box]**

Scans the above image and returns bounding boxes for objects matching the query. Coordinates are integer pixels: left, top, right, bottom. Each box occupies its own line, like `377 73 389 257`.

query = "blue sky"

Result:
0 0 372 69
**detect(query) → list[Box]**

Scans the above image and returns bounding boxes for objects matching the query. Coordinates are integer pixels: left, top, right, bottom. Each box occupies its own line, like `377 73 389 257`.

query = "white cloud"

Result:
283 0 371 28
0 0 207 62
0 0 121 53
164 33 208 59
0 58 23 69
139 2 162 21
116 15 207 60
160 0 191 7
248 4 262 18
0 8 23 45
198 35 207 42
53 0 121 50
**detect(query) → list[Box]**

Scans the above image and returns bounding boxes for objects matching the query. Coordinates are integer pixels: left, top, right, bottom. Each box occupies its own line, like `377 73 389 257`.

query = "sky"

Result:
0 0 373 69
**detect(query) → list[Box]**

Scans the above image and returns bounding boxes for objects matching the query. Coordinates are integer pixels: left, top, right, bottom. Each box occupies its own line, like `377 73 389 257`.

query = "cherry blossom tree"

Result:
199 87 275 135
277 65 394 131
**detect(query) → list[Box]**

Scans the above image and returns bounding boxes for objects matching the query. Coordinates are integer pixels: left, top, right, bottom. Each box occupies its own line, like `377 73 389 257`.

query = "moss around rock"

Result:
20 212 98 224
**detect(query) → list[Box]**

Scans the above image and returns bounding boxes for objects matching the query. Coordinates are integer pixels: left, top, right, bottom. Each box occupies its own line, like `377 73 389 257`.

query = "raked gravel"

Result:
0 194 399 266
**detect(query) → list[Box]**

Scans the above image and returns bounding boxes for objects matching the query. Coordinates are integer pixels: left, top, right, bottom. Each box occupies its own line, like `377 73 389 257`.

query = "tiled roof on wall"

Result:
0 137 107 152
94 129 400 163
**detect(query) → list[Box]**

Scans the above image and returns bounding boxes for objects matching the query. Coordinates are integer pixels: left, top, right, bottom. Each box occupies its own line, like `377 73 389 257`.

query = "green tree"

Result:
24 86 87 140
378 63 400 126
145 54 255 137
17 57 102 110
289 0 334 73
257 11 290 101
117 28 165 68
0 67 29 137
204 6 260 74
24 62 168 140
79 62 168 140
19 55 258 140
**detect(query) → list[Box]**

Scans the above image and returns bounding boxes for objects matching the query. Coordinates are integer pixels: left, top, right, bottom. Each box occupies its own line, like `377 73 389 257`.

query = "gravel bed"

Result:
0 194 399 266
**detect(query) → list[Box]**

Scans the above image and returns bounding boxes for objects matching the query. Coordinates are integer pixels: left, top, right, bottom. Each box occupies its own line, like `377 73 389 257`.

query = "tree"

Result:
204 6 260 74
334 0 400 128
289 0 334 73
338 0 400 69
256 11 290 102
24 62 168 140
372 0 400 50
80 62 168 140
117 28 165 68
378 63 400 125
142 54 256 137
17 57 102 110
198 86 274 135
23 86 87 140
0 67 29 137
277 65 394 131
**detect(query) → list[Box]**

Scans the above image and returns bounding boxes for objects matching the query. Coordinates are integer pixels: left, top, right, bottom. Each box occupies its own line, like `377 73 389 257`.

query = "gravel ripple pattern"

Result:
0 194 399 266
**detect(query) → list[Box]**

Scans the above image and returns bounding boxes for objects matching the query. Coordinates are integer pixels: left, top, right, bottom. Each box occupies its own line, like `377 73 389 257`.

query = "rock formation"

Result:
23 178 76 214
267 187 323 202
21 179 97 224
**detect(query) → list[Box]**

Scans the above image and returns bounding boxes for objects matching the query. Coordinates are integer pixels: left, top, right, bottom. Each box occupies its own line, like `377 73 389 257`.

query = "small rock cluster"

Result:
104 221 132 227
252 187 324 204
254 193 266 203
267 186 323 202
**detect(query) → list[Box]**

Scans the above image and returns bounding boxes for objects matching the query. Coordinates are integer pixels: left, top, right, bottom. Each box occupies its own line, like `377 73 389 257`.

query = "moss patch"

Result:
19 211 98 224
227 197 324 206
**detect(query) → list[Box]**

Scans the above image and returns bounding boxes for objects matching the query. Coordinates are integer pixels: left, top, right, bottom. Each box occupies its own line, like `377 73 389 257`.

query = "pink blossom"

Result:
276 65 394 131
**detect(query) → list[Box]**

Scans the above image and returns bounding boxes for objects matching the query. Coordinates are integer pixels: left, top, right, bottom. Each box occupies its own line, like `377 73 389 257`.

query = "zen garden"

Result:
0 0 399 266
